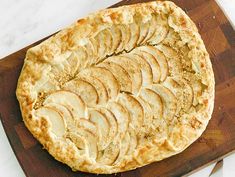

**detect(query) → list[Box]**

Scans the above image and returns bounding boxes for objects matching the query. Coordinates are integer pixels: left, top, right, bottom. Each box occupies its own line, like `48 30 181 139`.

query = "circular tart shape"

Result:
16 1 215 174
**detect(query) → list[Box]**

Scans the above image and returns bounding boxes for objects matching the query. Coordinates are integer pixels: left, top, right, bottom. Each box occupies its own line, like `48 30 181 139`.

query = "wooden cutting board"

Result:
0 0 234 176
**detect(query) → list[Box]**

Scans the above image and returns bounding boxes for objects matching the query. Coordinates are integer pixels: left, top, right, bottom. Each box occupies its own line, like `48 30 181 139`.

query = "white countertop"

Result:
0 0 234 176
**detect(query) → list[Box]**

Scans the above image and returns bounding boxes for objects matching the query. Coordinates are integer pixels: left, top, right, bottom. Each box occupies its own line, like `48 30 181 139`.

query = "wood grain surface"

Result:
0 0 235 176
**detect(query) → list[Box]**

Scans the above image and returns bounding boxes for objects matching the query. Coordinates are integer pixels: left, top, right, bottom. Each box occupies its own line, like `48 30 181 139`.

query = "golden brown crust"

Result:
16 1 215 174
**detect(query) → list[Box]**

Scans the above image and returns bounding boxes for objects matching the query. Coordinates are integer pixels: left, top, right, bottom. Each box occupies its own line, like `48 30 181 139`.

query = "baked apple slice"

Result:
118 93 144 129
77 75 108 106
132 48 161 83
43 90 86 120
63 79 98 107
35 106 66 137
106 56 142 95
98 61 132 92
137 46 168 82
88 109 110 150
78 67 120 101
151 84 177 122
107 102 130 140
123 52 153 86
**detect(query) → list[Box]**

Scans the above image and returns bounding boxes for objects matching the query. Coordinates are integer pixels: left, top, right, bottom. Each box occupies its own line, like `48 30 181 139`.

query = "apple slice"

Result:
88 109 110 150
77 38 98 66
63 79 98 107
76 127 98 160
136 97 153 127
98 108 118 147
64 52 80 76
73 46 89 69
162 77 182 115
78 67 120 101
123 53 153 86
109 25 122 54
106 56 142 95
76 118 97 135
148 14 169 45
96 142 120 165
137 20 149 45
98 61 132 92
51 52 81 79
137 46 169 82
184 73 202 106
139 88 163 119
43 90 86 120
116 24 131 53
94 28 112 59
132 48 161 83
35 106 66 137
43 102 74 128
141 15 157 44
113 132 130 165
126 22 140 51
151 84 177 122
107 102 130 140
118 93 144 129
67 132 87 150
155 44 183 75
77 75 108 106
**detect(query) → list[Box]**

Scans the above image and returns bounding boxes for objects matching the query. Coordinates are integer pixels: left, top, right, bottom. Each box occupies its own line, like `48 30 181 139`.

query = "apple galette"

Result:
16 1 215 174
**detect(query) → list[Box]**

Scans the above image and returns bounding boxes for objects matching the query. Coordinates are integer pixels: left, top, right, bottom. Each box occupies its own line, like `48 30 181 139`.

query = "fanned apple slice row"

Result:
125 22 140 51
118 93 144 129
96 142 120 165
78 67 120 101
107 102 130 140
34 106 66 137
98 62 132 93
137 46 168 82
148 15 169 45
151 84 177 122
94 28 113 60
123 53 153 86
88 109 110 151
98 108 118 148
113 132 130 165
106 56 142 95
162 77 182 115
135 97 154 127
77 75 108 106
109 25 122 54
116 24 131 53
139 88 163 119
43 90 86 120
132 49 161 83
63 79 98 107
